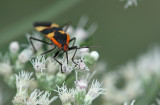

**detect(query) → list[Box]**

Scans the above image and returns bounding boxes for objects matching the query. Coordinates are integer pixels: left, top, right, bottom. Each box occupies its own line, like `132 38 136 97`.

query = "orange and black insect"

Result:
30 22 91 73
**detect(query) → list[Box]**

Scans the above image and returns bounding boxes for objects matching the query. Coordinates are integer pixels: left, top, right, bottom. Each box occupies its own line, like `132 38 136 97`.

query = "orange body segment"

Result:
51 37 62 49
66 34 70 46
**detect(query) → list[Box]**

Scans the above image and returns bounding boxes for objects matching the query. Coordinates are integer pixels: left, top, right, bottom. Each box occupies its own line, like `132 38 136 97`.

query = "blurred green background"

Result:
1 0 160 69
1 0 160 104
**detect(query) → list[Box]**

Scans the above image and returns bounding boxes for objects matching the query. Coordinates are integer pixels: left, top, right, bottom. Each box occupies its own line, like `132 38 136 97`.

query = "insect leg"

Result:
58 51 65 56
62 21 71 32
69 37 76 47
66 50 68 64
30 37 52 52
53 50 63 73
68 46 78 64
41 46 56 55
57 50 68 64
68 46 97 64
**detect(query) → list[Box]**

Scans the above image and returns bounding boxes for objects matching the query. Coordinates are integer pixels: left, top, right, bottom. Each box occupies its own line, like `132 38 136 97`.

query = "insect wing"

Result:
33 22 60 35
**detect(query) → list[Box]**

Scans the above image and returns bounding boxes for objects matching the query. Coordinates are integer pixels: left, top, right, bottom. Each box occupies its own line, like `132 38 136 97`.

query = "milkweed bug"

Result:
30 22 95 73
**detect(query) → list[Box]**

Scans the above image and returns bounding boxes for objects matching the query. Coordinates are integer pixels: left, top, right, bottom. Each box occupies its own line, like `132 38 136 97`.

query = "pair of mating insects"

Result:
30 22 94 73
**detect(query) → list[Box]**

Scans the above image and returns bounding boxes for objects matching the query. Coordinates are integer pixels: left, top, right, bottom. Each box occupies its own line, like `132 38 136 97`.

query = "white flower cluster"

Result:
25 89 57 105
30 50 99 73
0 34 39 88
27 16 104 105
15 70 33 90
12 70 57 105
54 70 105 105
103 46 160 104
84 80 106 104
0 16 106 105
30 55 47 73
54 83 75 104
55 80 105 105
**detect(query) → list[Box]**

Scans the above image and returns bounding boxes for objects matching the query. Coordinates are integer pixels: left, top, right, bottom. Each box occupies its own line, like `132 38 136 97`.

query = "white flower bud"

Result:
18 48 33 63
9 41 20 53
90 51 99 61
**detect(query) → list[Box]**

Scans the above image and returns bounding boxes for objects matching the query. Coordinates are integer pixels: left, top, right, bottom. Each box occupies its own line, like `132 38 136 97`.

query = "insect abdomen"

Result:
53 31 67 45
